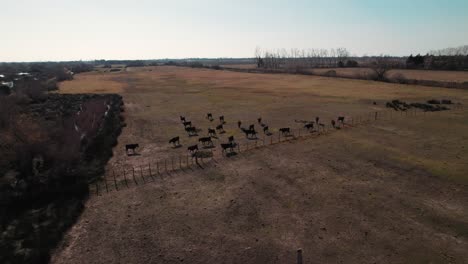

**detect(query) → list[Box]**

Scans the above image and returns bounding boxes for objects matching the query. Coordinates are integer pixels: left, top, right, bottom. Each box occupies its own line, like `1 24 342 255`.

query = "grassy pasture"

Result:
222 64 468 83
54 66 468 263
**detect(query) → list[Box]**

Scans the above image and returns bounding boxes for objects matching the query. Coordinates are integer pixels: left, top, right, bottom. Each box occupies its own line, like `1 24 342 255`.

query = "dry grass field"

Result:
53 66 468 263
222 64 468 83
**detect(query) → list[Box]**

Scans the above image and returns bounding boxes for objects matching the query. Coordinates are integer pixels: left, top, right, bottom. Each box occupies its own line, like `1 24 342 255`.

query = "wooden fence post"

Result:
297 249 303 264
140 166 145 183
123 168 128 187
132 167 137 185
148 163 153 180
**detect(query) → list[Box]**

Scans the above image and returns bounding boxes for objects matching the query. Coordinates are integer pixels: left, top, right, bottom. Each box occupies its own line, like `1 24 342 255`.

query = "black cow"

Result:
169 136 180 146
207 113 213 120
249 124 255 131
185 126 197 136
208 128 216 137
199 137 213 146
219 116 225 123
315 117 319 124
331 120 336 128
183 121 192 128
279 127 290 135
242 128 257 138
237 120 242 128
257 117 262 124
221 142 234 154
216 124 224 132
304 123 314 130
228 136 235 143
180 116 186 123
187 144 198 152
125 144 139 155
263 126 269 134
337 116 345 123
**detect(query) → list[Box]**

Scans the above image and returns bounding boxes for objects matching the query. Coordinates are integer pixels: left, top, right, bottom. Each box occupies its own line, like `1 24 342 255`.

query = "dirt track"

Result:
53 67 468 263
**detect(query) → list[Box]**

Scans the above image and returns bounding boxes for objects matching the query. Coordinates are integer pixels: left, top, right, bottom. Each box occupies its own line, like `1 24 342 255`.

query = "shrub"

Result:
323 70 337 77
346 60 359 67
427 99 441 104
390 73 407 84
14 79 47 102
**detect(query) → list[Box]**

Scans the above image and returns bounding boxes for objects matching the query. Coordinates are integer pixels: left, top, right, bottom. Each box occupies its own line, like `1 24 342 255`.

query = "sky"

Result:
1 0 468 62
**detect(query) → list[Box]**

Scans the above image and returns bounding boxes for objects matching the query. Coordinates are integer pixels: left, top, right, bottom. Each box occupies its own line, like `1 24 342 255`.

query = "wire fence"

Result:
91 104 464 196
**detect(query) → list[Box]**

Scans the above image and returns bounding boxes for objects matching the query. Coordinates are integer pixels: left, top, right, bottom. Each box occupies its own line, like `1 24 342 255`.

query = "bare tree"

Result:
369 56 395 81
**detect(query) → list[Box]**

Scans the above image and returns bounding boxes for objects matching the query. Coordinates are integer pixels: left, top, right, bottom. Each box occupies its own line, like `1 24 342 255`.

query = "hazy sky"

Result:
2 0 468 62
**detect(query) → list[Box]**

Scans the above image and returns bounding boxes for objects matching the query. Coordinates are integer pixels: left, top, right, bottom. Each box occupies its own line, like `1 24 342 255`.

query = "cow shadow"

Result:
226 152 238 158
126 152 141 157
171 145 182 149
194 151 213 158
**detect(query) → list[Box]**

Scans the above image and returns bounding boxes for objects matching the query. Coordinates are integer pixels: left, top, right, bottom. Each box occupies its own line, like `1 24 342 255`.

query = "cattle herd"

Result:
125 113 347 156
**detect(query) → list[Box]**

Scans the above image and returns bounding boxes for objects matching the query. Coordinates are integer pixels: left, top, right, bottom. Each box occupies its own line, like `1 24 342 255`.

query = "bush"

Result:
14 79 47 102
323 70 337 77
390 73 407 84
427 99 441 104
346 60 359 67
0 85 10 96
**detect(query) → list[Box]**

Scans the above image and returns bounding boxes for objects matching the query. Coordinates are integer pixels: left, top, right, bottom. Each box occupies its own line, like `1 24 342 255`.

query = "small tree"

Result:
370 56 394 81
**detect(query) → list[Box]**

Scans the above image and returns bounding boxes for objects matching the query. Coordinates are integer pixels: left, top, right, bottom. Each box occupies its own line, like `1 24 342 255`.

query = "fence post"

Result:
297 249 303 264
123 168 128 187
113 169 118 191
140 166 145 183
148 163 153 180
132 167 137 185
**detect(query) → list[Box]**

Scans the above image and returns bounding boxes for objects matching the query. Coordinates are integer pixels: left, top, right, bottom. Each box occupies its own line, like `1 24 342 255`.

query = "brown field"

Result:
222 64 468 83
53 66 468 263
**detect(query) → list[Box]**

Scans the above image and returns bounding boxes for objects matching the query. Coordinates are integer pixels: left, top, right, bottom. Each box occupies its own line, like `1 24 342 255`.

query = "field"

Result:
222 64 468 83
53 66 468 263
